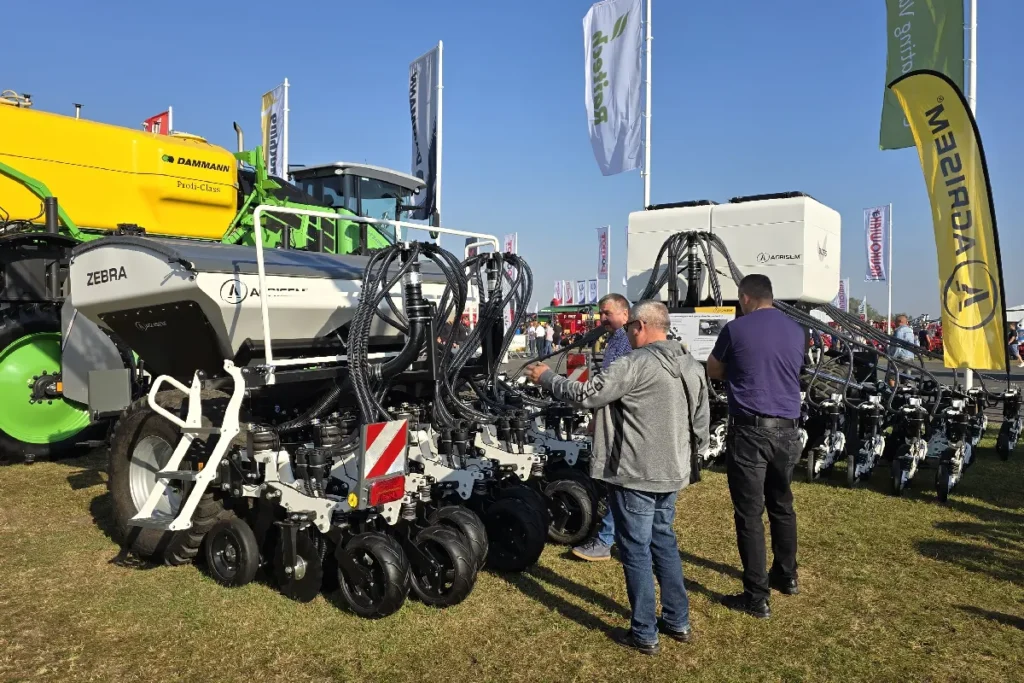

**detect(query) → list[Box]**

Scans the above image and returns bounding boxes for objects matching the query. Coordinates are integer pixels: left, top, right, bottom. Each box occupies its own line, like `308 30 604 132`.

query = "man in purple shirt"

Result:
572 293 631 561
707 274 805 620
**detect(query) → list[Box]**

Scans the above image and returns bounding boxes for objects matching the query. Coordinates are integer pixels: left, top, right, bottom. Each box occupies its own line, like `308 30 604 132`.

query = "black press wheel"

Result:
543 477 594 546
204 515 260 587
484 496 547 573
891 455 907 496
846 452 859 488
496 483 551 527
274 530 324 603
996 422 1011 461
428 505 489 571
806 449 819 483
409 525 476 608
936 455 952 503
336 532 410 619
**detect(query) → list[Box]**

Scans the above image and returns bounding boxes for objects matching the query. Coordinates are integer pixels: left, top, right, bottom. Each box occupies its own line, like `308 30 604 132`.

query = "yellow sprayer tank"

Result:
0 102 238 240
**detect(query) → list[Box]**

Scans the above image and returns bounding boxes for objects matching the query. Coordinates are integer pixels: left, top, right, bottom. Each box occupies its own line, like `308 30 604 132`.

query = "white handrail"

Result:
250 204 502 372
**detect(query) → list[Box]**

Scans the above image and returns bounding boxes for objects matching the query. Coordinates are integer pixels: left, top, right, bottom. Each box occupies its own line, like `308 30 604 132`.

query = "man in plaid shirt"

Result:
573 293 633 561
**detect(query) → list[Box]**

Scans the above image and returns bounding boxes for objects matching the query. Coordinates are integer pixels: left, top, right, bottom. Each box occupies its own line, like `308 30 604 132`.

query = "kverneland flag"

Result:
410 44 440 221
588 279 599 303
584 0 642 175
864 205 890 282
261 81 287 178
889 69 1006 371
565 280 575 305
554 280 564 305
576 280 587 304
597 225 609 276
880 0 963 150
143 108 171 134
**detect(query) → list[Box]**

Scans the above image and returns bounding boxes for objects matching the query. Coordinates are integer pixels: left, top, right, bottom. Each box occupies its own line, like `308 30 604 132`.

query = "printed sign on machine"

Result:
668 307 736 362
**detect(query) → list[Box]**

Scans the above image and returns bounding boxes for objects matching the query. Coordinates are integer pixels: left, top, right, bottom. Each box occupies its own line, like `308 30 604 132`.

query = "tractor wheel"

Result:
428 505 489 571
846 452 859 488
0 304 93 463
483 496 547 573
107 398 224 564
204 515 260 587
409 526 477 608
543 477 595 546
336 532 410 619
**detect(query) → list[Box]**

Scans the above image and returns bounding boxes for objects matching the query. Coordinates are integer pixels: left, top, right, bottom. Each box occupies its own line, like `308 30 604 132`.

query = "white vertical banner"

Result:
584 0 643 176
588 279 599 303
502 233 517 330
261 80 288 178
832 278 850 312
863 205 890 282
576 280 587 304
409 43 441 221
554 280 564 305
565 280 575 305
858 296 867 320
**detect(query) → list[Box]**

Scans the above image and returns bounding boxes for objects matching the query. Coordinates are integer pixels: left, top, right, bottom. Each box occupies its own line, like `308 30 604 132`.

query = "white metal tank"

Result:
626 192 841 304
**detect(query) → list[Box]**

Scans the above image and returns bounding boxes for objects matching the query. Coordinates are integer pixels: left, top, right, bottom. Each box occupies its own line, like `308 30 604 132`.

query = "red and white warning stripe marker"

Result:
361 420 409 479
567 366 590 382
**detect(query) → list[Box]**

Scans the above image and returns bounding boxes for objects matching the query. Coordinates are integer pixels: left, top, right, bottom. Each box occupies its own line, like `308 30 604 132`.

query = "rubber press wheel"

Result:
336 532 410 619
428 505 489 570
409 525 476 608
996 422 1012 461
484 497 547 573
543 477 595 546
0 305 93 463
204 515 260 587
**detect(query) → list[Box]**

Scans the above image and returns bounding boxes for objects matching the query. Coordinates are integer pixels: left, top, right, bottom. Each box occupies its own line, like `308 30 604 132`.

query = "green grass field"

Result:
1 434 1022 682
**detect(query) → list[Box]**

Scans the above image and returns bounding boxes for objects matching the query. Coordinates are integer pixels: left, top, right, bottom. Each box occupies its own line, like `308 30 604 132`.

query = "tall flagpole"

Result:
283 78 290 181
965 0 977 389
435 40 444 242
887 202 893 333
641 0 652 209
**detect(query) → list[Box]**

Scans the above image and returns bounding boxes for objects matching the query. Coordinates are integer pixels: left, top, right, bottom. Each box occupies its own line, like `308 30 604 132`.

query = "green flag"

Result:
880 0 964 150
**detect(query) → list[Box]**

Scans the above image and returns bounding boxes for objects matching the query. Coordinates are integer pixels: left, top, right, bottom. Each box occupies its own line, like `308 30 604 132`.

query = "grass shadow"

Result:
679 550 742 581
500 568 619 634
957 604 1024 631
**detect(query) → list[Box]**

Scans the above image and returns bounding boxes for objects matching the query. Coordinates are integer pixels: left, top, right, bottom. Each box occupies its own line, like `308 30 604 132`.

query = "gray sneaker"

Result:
572 538 612 561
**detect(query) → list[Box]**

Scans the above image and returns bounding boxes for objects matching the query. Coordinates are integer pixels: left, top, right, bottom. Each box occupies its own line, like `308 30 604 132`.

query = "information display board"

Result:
668 306 737 361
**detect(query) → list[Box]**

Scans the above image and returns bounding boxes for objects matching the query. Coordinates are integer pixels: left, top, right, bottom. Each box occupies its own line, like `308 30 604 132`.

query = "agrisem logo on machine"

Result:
220 279 249 304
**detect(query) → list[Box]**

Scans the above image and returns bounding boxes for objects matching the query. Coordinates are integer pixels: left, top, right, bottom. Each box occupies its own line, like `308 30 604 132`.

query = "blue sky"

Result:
6 0 1022 314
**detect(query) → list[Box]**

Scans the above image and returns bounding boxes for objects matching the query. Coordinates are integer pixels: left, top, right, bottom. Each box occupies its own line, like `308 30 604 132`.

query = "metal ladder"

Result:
128 360 245 531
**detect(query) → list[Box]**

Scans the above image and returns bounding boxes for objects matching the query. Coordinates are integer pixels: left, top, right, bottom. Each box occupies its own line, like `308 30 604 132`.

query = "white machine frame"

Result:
250 205 501 383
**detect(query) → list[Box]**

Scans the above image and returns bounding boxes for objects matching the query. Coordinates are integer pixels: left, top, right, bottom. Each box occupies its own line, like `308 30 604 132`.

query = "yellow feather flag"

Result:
888 70 1007 371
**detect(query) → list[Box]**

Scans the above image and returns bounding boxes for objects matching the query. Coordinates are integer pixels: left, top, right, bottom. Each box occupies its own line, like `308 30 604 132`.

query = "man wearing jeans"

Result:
707 274 805 620
526 301 710 654
573 292 632 561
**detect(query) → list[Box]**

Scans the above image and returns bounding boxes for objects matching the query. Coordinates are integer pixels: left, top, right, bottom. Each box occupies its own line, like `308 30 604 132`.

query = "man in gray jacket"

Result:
525 301 710 655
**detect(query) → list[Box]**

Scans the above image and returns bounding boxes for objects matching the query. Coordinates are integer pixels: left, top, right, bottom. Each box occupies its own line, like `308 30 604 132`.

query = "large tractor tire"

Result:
107 398 223 565
0 304 93 462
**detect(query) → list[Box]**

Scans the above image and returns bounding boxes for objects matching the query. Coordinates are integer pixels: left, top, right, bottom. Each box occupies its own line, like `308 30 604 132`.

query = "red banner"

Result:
143 110 171 135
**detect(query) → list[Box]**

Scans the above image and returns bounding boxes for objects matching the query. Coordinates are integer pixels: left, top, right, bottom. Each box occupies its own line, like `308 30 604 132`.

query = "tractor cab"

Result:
290 162 426 250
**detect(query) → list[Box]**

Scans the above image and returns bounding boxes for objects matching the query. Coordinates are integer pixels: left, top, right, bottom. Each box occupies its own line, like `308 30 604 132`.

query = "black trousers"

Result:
725 424 802 601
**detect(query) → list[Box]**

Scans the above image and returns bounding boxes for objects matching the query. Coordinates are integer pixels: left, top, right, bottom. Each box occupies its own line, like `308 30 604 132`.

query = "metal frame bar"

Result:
250 204 501 377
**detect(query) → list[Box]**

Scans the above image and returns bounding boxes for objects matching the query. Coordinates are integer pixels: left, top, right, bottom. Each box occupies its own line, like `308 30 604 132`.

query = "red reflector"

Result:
369 475 406 506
